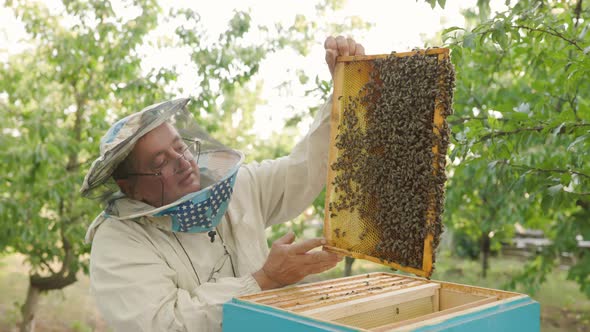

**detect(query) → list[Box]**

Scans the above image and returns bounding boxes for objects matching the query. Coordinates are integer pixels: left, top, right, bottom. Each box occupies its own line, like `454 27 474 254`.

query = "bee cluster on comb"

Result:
329 51 455 270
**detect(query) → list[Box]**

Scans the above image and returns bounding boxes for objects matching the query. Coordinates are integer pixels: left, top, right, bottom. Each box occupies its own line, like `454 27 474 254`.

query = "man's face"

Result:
127 122 201 207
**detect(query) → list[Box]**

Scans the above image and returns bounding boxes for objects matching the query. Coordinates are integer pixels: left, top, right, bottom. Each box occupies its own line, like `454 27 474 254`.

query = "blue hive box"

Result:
223 272 539 331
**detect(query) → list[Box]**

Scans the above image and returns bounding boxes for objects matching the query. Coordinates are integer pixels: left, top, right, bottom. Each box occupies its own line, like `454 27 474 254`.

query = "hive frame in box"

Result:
224 272 539 331
323 48 451 278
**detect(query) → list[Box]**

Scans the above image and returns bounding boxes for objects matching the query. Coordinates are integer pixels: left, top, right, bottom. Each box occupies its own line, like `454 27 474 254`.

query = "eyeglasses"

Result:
128 137 201 179
126 137 201 206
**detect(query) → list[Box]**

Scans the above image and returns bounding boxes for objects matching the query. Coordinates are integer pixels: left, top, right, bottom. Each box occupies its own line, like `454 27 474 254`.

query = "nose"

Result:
174 151 192 174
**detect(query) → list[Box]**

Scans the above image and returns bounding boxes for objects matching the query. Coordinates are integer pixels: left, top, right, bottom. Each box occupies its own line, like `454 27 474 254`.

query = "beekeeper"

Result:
81 36 365 331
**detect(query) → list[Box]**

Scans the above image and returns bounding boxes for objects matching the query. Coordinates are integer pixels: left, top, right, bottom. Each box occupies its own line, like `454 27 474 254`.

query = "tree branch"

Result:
29 199 80 292
574 0 583 28
449 116 510 126
511 25 584 52
497 160 590 180
64 158 92 171
477 122 590 142
478 125 544 141
40 258 57 275
30 213 79 291
29 234 78 291
450 116 487 125
576 199 590 209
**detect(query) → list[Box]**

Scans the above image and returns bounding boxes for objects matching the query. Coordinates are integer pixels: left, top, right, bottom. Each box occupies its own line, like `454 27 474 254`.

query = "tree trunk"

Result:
19 282 41 332
19 243 77 332
481 231 490 279
344 256 355 277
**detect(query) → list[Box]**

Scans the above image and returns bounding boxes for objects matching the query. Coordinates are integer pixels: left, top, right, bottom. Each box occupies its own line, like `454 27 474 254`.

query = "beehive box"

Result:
224 273 539 331
223 50 539 330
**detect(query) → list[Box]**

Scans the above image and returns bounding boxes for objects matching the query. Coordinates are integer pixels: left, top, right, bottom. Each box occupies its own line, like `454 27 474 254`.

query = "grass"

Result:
0 254 109 332
1 252 588 331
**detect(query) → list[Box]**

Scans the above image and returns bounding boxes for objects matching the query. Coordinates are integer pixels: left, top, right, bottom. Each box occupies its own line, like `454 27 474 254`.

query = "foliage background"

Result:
0 0 589 330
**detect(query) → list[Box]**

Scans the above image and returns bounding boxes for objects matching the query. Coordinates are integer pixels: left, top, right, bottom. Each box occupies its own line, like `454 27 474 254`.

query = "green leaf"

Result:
488 160 499 170
560 173 572 186
508 111 530 121
547 184 563 196
579 23 589 40
418 0 437 9
568 134 589 150
552 122 565 136
463 33 476 49
443 26 464 34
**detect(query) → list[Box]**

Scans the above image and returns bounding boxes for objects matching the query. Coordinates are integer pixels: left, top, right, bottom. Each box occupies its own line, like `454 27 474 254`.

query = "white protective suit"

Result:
85 98 332 331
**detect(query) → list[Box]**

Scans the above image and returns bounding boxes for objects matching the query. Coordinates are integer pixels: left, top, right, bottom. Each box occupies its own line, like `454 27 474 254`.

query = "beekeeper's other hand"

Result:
253 232 342 290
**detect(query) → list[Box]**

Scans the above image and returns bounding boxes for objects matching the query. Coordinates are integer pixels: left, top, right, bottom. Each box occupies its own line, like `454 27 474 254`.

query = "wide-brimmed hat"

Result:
81 98 191 198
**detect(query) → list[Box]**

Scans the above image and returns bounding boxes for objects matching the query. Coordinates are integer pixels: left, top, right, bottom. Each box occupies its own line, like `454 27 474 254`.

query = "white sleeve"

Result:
90 223 261 332
241 98 332 228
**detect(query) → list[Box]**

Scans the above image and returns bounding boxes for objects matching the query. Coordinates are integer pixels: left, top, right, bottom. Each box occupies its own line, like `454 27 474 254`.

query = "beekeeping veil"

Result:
81 98 244 234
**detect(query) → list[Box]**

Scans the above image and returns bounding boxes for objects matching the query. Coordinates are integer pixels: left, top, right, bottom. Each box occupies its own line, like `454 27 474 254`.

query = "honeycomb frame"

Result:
323 48 451 278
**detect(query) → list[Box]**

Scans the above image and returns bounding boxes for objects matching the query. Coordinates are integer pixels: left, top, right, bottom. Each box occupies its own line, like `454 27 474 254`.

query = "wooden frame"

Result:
323 48 451 278
234 272 524 331
301 283 440 320
371 296 498 331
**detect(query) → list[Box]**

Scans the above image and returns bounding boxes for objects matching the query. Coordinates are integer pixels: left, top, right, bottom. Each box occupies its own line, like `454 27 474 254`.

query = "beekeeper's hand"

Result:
324 36 365 80
253 232 342 290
